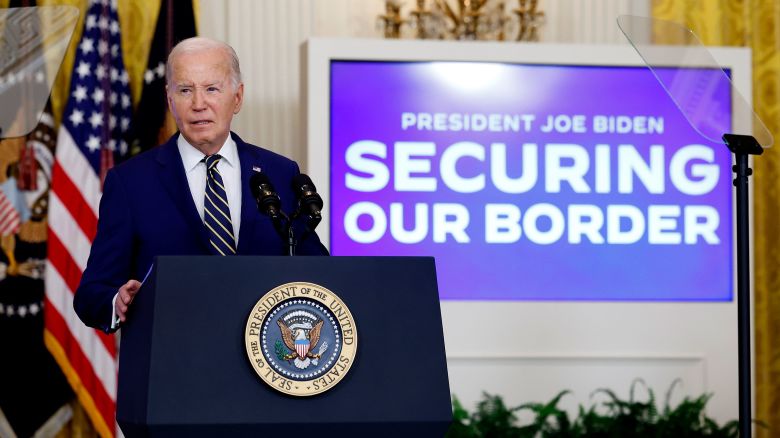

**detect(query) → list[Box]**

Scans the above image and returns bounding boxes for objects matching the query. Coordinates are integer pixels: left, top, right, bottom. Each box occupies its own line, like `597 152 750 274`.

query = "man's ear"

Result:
233 82 244 114
166 84 173 111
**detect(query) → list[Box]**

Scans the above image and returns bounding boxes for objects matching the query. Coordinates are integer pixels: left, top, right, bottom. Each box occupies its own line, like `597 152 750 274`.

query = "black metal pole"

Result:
734 151 752 438
288 224 296 256
723 133 762 438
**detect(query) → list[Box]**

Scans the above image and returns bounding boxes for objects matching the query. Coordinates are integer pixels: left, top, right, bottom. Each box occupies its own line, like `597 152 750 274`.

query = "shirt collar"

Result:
177 134 238 172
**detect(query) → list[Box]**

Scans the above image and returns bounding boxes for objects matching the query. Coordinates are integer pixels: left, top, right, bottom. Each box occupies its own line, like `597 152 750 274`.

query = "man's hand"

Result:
115 280 142 323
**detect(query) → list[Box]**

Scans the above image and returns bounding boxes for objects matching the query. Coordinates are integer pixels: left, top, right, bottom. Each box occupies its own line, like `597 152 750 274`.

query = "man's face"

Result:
167 48 243 155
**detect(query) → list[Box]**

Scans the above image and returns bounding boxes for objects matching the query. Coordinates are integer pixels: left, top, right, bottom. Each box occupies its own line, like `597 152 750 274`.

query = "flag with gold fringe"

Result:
130 0 196 155
44 0 133 436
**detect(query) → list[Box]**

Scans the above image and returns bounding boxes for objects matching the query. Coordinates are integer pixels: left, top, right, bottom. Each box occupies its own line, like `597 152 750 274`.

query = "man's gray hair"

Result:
166 37 242 89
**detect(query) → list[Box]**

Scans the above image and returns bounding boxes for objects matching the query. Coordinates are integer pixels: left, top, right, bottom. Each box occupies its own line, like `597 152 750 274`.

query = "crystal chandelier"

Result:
378 0 545 41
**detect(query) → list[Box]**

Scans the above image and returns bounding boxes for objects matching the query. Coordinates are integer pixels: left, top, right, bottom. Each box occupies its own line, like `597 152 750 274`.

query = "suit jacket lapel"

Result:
234 132 261 254
155 135 212 253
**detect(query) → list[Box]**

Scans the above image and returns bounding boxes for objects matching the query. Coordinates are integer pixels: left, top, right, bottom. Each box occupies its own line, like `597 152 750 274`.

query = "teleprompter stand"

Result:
618 15 775 437
723 134 763 438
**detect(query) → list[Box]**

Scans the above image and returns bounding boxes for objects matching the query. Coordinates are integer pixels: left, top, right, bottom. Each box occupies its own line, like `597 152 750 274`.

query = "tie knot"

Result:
204 154 222 169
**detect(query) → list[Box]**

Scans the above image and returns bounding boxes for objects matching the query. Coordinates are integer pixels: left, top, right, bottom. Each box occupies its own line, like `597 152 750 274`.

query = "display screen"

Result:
329 60 733 301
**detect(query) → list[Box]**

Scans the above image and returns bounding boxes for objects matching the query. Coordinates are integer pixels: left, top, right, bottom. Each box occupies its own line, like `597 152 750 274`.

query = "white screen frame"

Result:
302 37 752 423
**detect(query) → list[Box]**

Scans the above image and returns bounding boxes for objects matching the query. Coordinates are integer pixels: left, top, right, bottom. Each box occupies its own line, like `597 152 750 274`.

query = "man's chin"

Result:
181 131 225 154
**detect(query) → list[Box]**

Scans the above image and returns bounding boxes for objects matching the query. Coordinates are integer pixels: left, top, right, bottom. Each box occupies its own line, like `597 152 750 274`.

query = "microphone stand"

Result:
265 209 295 256
292 211 321 252
287 220 296 256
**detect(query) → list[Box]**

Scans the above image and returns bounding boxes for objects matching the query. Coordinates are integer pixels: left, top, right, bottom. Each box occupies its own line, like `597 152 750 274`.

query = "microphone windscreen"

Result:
292 173 316 192
250 171 273 199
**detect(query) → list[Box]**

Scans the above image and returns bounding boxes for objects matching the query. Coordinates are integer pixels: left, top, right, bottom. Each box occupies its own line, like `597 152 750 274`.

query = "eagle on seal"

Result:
277 319 324 369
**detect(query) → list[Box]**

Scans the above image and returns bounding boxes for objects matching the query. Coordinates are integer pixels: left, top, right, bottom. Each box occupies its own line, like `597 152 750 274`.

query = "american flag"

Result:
129 0 196 155
44 0 132 436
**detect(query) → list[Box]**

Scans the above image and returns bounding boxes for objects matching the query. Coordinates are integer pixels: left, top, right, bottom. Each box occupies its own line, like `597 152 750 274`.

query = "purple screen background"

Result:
329 61 733 301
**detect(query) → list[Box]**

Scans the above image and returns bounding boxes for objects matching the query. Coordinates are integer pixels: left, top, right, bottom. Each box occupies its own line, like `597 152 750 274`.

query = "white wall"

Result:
197 0 650 168
195 0 746 424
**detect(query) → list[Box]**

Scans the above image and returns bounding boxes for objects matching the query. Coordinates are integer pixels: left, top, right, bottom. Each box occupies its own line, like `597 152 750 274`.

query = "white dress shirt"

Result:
112 134 243 329
177 134 242 243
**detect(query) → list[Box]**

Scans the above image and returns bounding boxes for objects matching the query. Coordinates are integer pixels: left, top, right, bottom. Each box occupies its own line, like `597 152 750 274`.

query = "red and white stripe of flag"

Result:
0 191 21 235
44 127 118 438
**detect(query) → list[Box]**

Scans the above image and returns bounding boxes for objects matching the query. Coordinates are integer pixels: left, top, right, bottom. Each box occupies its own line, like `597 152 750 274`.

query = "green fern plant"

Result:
447 379 740 438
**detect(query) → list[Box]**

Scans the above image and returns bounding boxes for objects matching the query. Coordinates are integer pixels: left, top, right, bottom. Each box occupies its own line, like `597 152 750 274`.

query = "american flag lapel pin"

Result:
252 166 262 173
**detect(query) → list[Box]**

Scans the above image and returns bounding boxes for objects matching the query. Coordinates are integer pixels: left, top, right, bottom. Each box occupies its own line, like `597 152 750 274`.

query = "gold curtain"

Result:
652 1 780 435
35 0 162 125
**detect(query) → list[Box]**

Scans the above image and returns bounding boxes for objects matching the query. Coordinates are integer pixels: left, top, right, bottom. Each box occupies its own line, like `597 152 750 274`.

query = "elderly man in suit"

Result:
74 37 327 333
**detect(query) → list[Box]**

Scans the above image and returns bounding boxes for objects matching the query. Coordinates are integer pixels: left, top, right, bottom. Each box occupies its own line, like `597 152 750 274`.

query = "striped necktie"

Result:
203 154 237 255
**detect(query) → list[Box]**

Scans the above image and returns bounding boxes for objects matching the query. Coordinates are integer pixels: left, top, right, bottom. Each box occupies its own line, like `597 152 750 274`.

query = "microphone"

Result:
250 171 294 254
291 173 323 230
249 171 283 221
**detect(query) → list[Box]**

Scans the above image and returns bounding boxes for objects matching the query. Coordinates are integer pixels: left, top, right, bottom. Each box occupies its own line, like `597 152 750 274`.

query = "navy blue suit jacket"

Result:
74 132 328 332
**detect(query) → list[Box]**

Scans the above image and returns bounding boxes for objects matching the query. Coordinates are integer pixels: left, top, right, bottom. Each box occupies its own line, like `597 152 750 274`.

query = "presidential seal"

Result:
244 282 358 396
